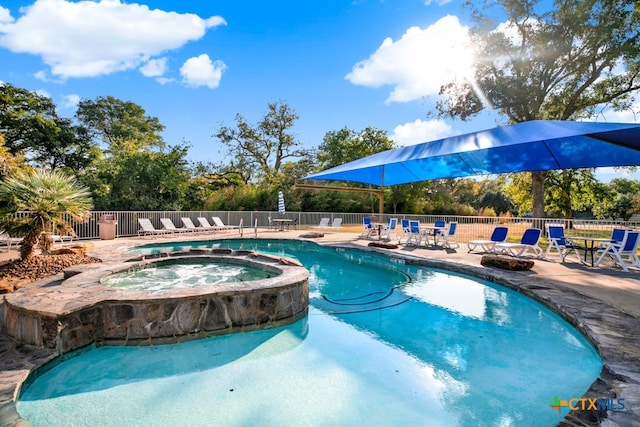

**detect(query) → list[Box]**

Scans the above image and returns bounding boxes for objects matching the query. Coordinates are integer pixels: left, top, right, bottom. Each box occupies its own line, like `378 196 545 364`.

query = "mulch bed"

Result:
0 254 102 293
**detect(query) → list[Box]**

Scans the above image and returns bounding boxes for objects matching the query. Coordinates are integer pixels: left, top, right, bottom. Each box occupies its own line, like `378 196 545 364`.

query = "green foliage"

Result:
0 168 92 259
0 83 95 171
86 144 191 211
214 102 311 186
317 126 395 170
76 96 165 152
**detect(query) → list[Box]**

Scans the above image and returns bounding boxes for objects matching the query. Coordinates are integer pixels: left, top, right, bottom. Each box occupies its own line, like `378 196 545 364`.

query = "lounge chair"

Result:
180 217 206 233
434 221 459 249
198 217 220 232
160 218 190 234
545 225 583 262
382 218 398 240
212 217 240 231
494 228 543 258
327 218 342 230
0 231 22 252
468 226 509 253
594 229 640 272
137 218 172 238
311 218 330 229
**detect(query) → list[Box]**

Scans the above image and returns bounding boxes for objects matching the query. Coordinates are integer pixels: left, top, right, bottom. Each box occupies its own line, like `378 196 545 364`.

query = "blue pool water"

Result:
17 239 602 426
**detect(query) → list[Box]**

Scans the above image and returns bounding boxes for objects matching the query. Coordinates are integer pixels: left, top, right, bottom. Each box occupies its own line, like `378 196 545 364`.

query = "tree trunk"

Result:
531 171 545 228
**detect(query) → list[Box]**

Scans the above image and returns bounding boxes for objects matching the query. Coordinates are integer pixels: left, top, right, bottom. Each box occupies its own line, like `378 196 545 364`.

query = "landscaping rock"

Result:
480 254 534 271
299 232 324 238
368 242 399 249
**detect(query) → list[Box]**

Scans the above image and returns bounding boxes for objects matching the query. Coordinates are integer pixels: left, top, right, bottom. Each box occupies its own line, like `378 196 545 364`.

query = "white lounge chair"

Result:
311 217 330 229
137 218 172 238
545 225 583 262
160 218 190 234
0 231 22 252
327 218 342 230
468 226 509 253
495 228 543 258
180 217 206 233
198 217 221 232
212 217 240 231
594 229 640 272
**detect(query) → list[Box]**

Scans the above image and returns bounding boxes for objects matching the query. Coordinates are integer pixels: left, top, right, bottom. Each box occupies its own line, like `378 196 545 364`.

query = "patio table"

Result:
272 218 293 231
420 225 446 246
574 236 614 267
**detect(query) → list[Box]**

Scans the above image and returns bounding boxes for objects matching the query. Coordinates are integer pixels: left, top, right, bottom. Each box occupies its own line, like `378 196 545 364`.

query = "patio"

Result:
1 229 639 426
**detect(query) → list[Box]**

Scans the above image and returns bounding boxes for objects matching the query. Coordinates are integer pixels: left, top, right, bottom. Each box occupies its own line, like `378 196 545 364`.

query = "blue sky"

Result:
0 0 638 181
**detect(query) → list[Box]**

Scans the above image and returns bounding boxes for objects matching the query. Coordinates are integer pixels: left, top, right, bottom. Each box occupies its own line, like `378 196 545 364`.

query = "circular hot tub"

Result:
3 250 309 354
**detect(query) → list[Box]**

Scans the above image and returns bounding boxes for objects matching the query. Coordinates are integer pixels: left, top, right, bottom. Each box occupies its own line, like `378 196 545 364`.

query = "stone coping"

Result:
1 239 639 427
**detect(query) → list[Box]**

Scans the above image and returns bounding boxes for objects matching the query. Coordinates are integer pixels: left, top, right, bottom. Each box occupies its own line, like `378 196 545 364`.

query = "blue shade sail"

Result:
303 120 640 186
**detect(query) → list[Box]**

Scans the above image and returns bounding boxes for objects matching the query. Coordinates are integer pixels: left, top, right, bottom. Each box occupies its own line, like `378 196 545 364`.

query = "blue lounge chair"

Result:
467 226 509 253
495 228 543 258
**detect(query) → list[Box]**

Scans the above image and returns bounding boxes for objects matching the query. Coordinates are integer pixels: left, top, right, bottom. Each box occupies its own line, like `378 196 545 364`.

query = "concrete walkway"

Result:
1 230 639 426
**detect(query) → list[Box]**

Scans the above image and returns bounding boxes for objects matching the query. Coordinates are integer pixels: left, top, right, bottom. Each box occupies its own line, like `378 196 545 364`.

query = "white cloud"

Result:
61 93 80 109
0 0 226 79
180 54 226 89
345 15 473 103
140 57 168 77
0 6 14 28
391 119 458 146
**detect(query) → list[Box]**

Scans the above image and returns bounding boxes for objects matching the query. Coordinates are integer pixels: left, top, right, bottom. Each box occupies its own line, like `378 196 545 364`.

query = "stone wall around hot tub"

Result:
3 254 309 354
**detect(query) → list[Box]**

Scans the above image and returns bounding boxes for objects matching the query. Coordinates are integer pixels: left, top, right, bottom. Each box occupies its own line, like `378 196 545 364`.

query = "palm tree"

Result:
0 168 93 259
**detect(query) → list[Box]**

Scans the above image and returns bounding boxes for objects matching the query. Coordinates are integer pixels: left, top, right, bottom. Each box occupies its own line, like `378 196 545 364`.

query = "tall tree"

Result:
437 0 640 218
75 96 165 153
0 83 94 170
317 126 395 170
214 101 309 186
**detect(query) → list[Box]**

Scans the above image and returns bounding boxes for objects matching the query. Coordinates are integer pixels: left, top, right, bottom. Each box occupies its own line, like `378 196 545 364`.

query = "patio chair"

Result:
398 219 411 243
311 218 330 229
406 220 425 246
198 217 221 232
212 217 240 231
494 228 544 258
0 231 22 252
467 226 509 253
594 229 640 272
545 225 583 263
137 218 172 238
434 221 459 249
382 217 398 240
160 218 189 234
362 217 375 238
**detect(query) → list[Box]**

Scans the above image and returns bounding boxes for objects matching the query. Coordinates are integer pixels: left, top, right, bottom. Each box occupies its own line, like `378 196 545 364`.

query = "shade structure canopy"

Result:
303 120 640 187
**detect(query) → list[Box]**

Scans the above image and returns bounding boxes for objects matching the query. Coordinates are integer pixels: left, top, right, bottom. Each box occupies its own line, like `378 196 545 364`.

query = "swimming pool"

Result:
17 239 602 426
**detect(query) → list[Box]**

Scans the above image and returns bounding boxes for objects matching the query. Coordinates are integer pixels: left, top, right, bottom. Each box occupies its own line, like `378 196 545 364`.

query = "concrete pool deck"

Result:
1 229 639 426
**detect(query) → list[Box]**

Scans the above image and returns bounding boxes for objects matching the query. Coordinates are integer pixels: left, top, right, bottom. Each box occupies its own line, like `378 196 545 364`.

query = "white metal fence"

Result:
41 211 640 244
